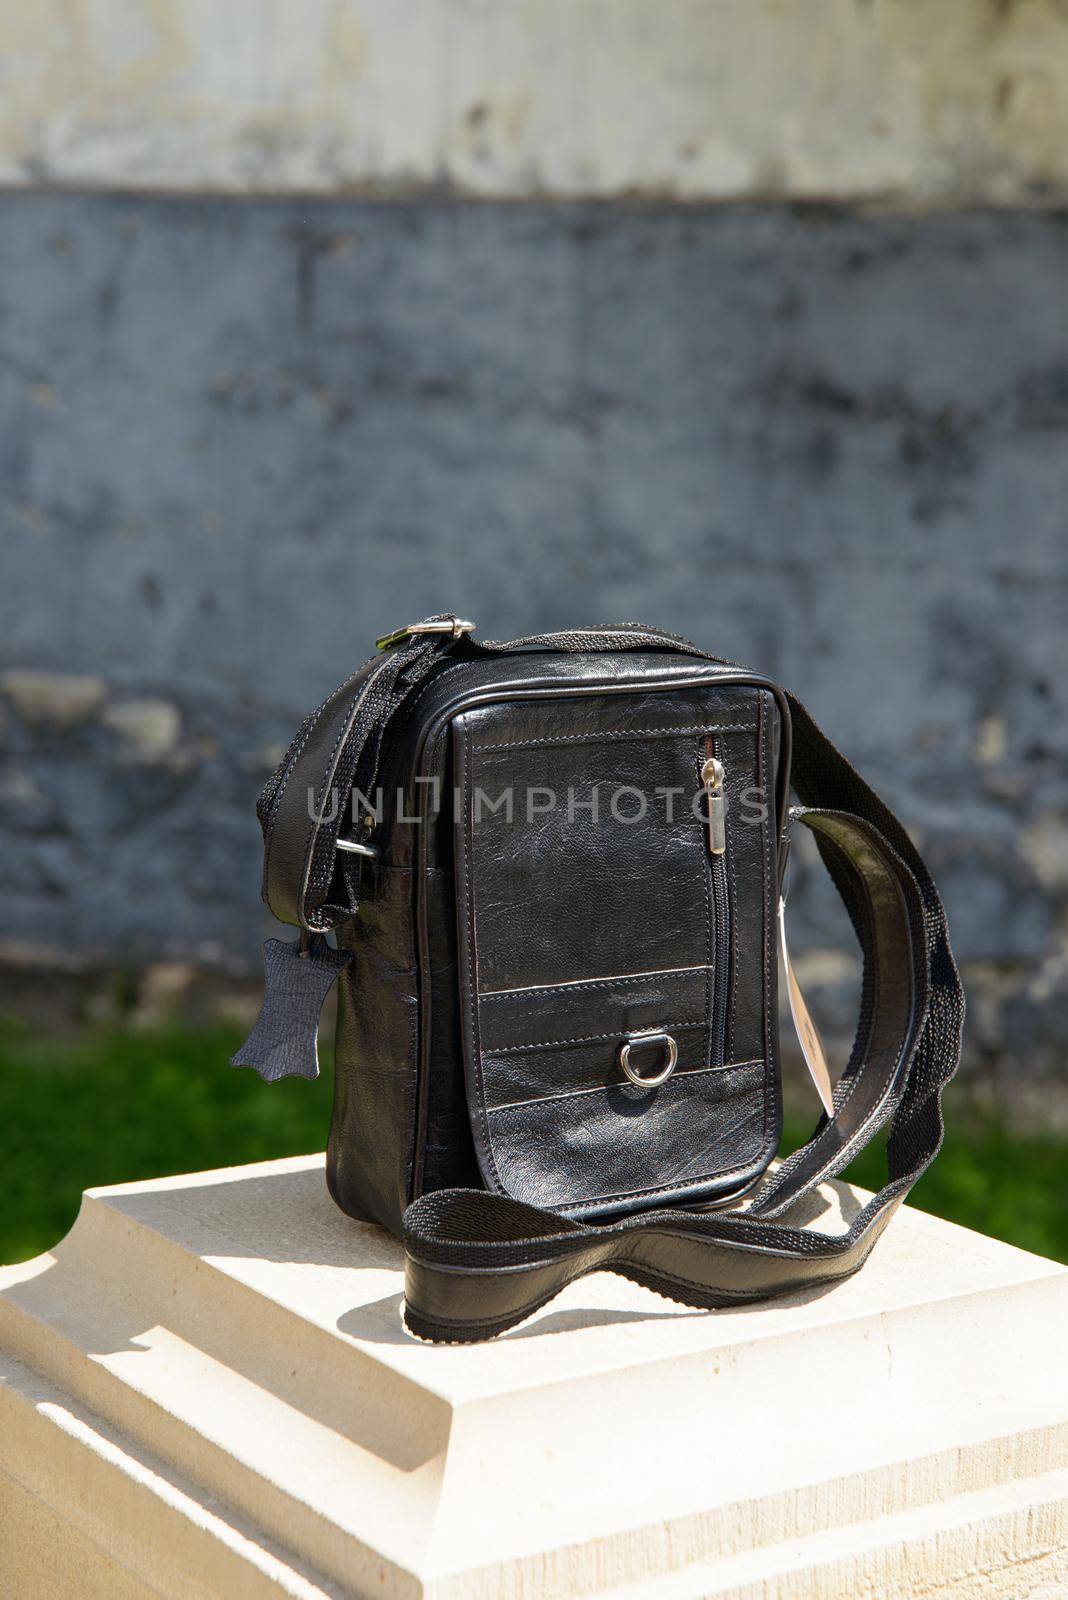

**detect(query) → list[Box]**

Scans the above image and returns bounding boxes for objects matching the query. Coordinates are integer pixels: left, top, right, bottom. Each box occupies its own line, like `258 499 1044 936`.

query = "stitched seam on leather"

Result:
556 1126 766 1209
406 1253 847 1336
458 679 770 1207
695 735 715 1074
371 678 440 838
466 697 751 1202
404 1264 764 1338
724 736 740 1063
760 823 907 1208
480 965 712 1000
759 692 774 1144
844 835 880 1084
812 836 899 1174
485 1058 764 1113
480 1018 707 1054
264 685 351 882
461 730 508 1197
612 1259 838 1299
405 1268 596 1332
853 885 878 1057
298 651 397 921
807 831 880 1116
262 660 374 865
471 723 757 753
401 987 421 1211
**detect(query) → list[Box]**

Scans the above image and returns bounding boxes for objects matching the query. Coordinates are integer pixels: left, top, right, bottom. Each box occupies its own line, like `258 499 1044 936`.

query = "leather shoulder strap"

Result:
258 623 466 929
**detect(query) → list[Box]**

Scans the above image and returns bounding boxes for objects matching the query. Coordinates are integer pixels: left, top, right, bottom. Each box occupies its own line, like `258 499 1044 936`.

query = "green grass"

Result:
782 1108 1068 1266
1 1020 1065 1267
0 1020 333 1264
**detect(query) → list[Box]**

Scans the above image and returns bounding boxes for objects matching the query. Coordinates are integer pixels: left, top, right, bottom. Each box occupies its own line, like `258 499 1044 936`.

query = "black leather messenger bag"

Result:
235 616 964 1342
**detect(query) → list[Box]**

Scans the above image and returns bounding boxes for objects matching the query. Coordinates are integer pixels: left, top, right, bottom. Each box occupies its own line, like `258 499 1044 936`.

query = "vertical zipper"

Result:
702 737 731 1066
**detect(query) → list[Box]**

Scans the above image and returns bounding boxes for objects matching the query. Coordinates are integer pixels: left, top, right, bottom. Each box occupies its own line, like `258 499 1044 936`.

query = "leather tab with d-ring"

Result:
619 1030 678 1089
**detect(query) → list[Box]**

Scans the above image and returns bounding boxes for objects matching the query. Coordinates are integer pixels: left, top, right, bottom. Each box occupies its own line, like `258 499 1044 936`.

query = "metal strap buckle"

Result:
335 837 378 859
375 616 475 651
619 1030 678 1089
336 807 379 862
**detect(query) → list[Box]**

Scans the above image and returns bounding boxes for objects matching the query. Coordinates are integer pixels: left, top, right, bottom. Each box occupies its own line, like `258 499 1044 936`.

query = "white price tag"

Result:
778 896 835 1117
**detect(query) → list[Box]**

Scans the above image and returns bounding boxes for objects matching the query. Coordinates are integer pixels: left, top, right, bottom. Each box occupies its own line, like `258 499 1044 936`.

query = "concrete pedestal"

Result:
1 1154 1066 1599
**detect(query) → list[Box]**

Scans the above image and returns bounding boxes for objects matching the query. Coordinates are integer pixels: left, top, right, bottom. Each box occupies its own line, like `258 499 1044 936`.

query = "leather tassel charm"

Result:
231 934 351 1083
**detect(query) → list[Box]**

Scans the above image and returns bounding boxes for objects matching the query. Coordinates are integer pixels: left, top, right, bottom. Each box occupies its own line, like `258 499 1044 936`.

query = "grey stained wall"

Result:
1 193 1066 1073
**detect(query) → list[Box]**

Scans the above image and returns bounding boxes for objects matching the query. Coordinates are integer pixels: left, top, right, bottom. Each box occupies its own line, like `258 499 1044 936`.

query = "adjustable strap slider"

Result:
375 616 475 651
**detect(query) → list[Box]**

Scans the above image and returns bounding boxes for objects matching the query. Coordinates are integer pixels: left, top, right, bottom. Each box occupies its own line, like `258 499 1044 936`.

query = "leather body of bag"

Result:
234 617 964 1342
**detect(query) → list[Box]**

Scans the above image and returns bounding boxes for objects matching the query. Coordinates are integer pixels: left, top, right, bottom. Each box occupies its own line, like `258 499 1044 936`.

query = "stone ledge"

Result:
0 1351 337 1600
1 1154 1066 1597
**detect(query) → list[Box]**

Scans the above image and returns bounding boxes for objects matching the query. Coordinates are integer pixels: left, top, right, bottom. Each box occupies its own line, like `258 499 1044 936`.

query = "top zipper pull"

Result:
701 756 726 855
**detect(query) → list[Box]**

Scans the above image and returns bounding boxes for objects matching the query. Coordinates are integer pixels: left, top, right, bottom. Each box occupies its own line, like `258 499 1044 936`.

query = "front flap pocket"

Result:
451 683 780 1218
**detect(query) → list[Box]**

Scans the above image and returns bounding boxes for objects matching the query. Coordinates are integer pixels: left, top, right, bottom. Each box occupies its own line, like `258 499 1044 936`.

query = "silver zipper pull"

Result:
701 756 726 855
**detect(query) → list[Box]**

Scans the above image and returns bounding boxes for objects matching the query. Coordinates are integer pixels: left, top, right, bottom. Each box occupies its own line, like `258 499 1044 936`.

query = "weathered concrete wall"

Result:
2 0 1068 204
1 192 1066 1075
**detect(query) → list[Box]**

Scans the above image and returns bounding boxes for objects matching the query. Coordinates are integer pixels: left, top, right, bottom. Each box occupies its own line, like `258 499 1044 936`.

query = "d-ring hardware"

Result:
619 1030 678 1089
